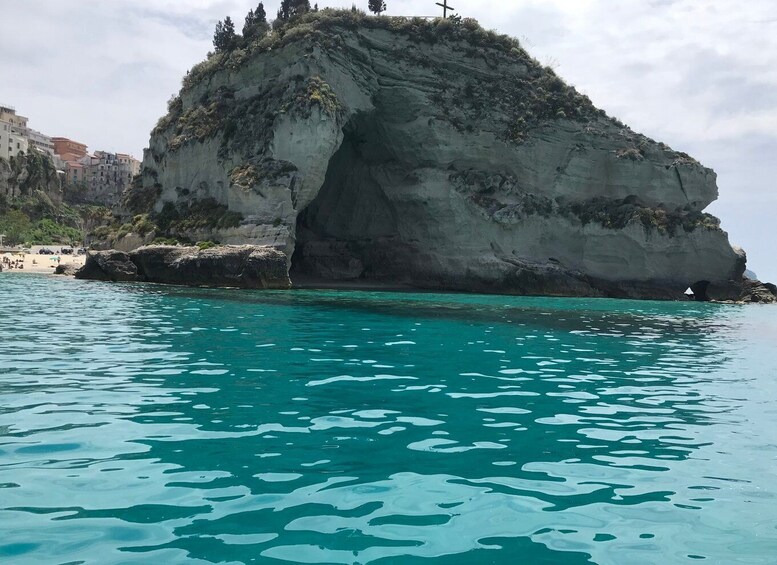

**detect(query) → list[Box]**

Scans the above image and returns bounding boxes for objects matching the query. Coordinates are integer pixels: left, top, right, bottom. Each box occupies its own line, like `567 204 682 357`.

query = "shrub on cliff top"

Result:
244 3 269 40
213 17 237 53
368 0 386 15
277 0 311 21
182 10 543 93
169 9 602 151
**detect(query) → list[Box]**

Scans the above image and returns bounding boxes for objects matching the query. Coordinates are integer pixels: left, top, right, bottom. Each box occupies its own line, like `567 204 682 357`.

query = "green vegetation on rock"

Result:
151 8 602 157
229 164 263 192
283 76 341 118
0 153 111 246
562 197 722 236
0 152 59 197
451 168 720 236
123 175 162 216
196 240 218 250
155 198 243 234
166 87 236 150
0 191 89 246
177 9 577 98
158 72 342 156
0 211 82 246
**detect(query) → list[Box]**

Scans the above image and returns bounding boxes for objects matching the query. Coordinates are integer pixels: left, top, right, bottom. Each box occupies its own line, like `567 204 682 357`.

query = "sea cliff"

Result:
121 10 748 299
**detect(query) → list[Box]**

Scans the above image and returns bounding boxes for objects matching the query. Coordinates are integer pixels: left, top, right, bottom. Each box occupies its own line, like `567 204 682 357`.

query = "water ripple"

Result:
1 274 777 563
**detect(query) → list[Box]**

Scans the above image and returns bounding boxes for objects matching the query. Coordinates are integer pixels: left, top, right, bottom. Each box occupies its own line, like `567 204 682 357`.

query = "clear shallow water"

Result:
1 275 777 565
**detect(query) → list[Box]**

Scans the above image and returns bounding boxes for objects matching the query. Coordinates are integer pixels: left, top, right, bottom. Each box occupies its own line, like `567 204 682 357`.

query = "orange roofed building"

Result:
52 137 88 162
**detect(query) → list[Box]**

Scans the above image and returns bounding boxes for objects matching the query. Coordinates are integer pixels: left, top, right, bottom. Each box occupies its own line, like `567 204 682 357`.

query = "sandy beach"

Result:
1 253 85 274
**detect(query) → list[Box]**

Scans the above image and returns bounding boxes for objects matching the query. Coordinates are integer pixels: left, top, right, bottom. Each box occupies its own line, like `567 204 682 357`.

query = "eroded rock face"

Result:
76 246 290 289
0 153 62 203
76 250 140 282
131 14 747 298
706 278 777 304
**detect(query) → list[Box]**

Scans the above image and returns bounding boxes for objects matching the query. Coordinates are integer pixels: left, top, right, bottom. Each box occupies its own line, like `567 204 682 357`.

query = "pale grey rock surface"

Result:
129 15 746 298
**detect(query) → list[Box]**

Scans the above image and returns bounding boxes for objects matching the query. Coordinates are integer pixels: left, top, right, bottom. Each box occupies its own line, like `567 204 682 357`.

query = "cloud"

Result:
1 0 774 279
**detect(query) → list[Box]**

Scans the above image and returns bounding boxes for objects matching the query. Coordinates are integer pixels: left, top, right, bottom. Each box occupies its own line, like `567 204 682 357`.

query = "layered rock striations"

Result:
127 11 746 299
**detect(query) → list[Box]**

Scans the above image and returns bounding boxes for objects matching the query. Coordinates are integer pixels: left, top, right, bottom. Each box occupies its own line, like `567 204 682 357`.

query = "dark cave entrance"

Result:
289 117 403 286
689 280 712 301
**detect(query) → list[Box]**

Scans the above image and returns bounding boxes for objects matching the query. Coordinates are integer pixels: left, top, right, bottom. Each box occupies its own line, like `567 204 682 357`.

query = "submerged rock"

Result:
76 245 290 289
125 11 749 299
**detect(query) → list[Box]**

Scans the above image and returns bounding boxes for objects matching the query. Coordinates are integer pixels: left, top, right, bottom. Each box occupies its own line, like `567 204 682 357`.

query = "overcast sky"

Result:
1 0 774 280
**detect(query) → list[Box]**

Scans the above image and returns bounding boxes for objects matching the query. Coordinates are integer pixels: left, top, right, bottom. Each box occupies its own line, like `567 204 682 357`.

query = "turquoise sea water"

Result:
1 274 777 565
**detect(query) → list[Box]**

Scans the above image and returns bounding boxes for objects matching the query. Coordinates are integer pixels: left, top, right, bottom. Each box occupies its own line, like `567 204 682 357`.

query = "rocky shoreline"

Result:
74 245 290 289
70 245 776 303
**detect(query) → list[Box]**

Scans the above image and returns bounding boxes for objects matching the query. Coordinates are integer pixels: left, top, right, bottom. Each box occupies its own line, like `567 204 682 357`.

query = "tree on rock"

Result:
213 16 236 52
368 0 386 15
255 2 266 22
244 8 256 34
277 0 311 21
243 2 269 40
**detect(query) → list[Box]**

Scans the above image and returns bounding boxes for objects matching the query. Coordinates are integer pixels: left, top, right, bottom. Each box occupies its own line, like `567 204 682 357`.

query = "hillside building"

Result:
0 122 29 159
52 137 88 162
0 105 30 159
2 104 141 207
63 149 141 206
27 129 55 155
0 105 28 129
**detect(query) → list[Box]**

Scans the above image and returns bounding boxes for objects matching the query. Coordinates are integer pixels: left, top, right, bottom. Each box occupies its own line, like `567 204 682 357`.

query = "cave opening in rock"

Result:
290 115 404 287
690 280 711 302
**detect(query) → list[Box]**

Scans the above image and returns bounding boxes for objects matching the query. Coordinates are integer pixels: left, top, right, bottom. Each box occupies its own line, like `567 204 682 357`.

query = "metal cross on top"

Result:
436 0 455 18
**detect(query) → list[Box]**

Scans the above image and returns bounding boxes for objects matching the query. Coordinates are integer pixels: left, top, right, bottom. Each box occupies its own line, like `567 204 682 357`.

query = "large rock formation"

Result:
0 152 62 204
127 11 747 299
76 245 291 289
76 249 141 282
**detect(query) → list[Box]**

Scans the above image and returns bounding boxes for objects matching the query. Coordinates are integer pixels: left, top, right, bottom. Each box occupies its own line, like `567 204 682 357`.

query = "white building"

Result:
26 129 55 155
0 104 53 159
0 121 29 159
